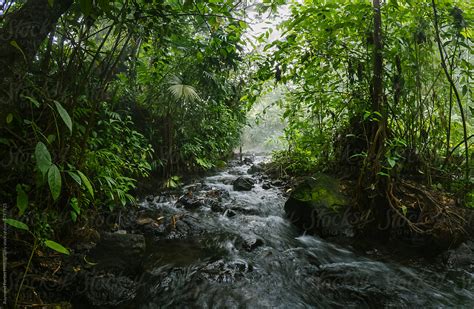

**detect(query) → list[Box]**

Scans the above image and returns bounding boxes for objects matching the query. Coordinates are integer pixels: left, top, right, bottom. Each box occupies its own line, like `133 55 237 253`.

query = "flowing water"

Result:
135 157 474 308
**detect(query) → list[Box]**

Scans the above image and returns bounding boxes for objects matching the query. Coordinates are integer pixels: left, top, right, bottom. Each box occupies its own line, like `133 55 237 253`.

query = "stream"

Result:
132 157 473 308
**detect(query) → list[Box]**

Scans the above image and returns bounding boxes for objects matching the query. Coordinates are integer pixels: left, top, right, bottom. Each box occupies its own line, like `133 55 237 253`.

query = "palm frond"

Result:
167 75 200 102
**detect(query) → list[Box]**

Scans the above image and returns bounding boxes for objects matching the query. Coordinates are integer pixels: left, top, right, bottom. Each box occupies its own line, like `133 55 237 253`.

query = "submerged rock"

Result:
198 259 252 283
80 273 137 307
242 235 264 252
230 206 260 216
233 176 255 191
284 174 353 238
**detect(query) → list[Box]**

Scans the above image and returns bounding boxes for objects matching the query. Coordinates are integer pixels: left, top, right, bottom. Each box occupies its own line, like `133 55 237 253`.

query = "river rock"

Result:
247 164 263 175
198 259 252 283
262 182 272 190
176 194 202 209
242 235 264 251
243 157 253 165
271 179 285 187
284 174 353 238
166 215 205 239
233 176 255 191
89 232 146 275
80 273 137 307
224 209 237 217
441 240 474 269
205 187 230 200
209 201 224 213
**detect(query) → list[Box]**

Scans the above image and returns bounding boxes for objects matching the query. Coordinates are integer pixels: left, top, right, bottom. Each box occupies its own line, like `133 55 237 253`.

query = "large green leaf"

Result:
5 218 29 231
67 171 82 185
23 95 40 108
48 164 62 201
35 142 52 176
44 240 70 255
16 184 28 216
77 171 94 198
54 101 72 134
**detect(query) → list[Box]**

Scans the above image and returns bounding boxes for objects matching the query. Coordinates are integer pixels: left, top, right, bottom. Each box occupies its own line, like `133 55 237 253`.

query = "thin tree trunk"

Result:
432 0 470 181
357 0 389 238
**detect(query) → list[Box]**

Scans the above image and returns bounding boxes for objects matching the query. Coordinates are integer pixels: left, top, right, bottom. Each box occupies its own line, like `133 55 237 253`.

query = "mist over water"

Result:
239 88 287 155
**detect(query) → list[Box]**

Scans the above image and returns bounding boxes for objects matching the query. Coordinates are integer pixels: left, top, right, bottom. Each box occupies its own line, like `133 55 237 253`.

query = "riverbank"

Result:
8 156 474 308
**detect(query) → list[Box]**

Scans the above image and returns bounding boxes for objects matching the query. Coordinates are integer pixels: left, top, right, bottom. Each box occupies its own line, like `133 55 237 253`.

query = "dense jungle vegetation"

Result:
0 0 473 307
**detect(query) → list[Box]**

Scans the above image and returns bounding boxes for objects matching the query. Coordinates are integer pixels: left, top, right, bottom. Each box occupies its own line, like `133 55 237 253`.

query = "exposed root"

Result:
357 178 470 247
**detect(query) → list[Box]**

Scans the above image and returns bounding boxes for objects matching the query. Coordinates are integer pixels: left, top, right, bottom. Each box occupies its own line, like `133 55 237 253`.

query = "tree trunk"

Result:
431 0 470 182
0 0 73 108
357 0 389 239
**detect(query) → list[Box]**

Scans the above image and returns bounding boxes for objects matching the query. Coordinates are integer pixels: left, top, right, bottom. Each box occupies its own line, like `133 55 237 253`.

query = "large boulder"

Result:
89 232 146 275
440 240 474 269
233 176 255 191
284 174 353 238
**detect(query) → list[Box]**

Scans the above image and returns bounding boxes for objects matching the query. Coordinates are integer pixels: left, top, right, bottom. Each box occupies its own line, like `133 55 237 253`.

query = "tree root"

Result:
357 178 469 246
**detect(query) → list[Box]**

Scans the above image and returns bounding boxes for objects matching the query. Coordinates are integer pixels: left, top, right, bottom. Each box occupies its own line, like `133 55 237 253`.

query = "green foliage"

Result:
44 240 69 255
16 184 28 216
250 0 473 182
466 189 474 208
54 101 72 134
164 176 181 189
5 218 29 231
47 164 61 201
35 142 52 177
0 0 249 257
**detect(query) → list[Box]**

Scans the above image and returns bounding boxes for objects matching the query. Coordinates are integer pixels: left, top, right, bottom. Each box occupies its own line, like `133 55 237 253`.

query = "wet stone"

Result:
176 194 203 209
242 235 264 252
247 164 263 175
79 273 137 307
233 176 255 191
224 209 237 217
271 179 285 187
441 241 474 269
198 259 252 283
243 157 253 165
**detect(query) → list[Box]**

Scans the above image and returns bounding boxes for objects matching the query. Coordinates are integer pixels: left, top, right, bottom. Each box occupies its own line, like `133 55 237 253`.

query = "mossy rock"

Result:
284 174 353 238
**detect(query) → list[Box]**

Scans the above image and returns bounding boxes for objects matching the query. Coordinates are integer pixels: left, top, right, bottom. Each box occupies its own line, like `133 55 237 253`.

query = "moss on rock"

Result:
284 174 353 238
